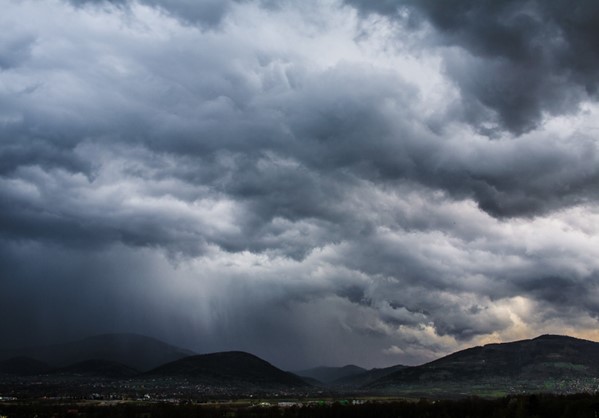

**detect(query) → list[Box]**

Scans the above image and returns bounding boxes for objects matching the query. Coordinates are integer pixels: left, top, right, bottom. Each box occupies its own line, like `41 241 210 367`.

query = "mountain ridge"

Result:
367 334 599 395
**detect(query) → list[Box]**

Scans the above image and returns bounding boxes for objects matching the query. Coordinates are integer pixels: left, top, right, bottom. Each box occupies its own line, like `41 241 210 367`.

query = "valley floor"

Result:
3 393 599 418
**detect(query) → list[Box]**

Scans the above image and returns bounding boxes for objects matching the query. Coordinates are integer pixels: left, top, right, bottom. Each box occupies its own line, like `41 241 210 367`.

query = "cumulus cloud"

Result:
1 0 599 368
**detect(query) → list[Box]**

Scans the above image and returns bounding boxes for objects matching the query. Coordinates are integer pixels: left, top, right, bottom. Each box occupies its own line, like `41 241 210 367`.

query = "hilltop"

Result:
145 351 309 390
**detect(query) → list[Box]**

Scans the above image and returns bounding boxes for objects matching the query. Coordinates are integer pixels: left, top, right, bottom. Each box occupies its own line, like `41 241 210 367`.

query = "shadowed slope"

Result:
370 335 599 392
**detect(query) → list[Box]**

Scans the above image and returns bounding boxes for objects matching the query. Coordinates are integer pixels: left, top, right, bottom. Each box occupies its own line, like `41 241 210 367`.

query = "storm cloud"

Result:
1 0 599 369
345 0 599 135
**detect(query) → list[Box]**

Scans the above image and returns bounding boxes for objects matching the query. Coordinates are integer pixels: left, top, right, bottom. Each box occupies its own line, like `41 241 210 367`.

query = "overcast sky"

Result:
2 0 599 370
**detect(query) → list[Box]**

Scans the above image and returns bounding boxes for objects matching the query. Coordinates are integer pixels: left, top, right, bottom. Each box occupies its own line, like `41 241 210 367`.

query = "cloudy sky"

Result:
2 0 599 370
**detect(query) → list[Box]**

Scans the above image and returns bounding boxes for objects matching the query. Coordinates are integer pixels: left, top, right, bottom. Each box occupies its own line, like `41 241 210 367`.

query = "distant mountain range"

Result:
0 336 309 391
295 365 366 384
334 364 408 387
0 333 194 371
3 333 599 397
294 364 409 388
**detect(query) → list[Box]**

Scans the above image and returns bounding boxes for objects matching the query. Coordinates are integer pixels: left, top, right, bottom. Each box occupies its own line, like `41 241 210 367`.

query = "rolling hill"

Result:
145 351 309 390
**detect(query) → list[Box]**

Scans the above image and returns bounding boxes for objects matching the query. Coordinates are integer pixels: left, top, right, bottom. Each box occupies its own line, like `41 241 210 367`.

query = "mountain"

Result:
298 376 325 387
0 334 194 371
0 356 50 376
48 359 139 379
294 365 366 384
369 335 599 395
333 364 408 387
145 351 309 389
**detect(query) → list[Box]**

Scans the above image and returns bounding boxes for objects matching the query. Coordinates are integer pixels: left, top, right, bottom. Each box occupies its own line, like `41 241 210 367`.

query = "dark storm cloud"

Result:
67 0 286 28
328 223 599 342
2 0 599 367
68 0 235 28
0 34 36 70
344 0 599 134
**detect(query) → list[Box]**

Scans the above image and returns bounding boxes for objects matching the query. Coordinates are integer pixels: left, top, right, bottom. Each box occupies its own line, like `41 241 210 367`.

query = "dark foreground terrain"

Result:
2 393 599 418
3 334 599 401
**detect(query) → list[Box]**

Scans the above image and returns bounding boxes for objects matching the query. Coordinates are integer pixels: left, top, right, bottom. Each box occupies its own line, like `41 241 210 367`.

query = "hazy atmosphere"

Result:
2 0 599 370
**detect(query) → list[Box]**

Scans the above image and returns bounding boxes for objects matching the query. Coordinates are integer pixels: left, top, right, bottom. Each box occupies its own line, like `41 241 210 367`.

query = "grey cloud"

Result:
2 47 599 257
2 0 599 367
68 0 127 3
325 217 599 342
510 272 599 320
0 34 36 70
141 0 234 28
433 305 511 341
67 0 236 28
344 0 599 134
3 0 598 232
